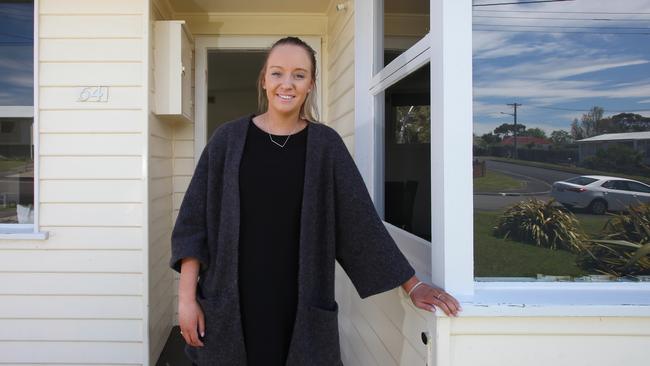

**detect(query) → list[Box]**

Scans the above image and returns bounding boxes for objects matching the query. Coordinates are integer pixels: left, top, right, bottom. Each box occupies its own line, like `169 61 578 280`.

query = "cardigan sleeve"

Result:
169 145 211 274
332 134 416 299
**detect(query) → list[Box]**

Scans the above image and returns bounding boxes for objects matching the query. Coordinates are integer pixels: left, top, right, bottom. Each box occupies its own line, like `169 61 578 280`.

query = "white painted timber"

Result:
0 1 149 364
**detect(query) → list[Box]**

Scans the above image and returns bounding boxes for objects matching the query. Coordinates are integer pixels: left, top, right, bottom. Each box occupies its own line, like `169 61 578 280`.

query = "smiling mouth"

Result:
277 94 295 101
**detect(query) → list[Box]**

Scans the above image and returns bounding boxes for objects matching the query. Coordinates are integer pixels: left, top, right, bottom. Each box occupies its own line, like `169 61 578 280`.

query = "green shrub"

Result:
578 204 650 277
493 199 586 252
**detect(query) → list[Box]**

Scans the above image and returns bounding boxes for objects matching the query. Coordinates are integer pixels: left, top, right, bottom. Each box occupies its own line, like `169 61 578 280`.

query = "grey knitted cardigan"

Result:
170 114 415 366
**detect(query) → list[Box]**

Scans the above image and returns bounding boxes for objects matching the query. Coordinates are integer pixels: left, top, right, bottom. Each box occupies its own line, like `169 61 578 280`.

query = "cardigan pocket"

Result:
191 294 239 365
306 301 343 366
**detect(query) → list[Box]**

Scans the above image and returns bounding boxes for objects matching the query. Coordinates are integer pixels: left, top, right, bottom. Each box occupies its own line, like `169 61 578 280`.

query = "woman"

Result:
170 36 462 366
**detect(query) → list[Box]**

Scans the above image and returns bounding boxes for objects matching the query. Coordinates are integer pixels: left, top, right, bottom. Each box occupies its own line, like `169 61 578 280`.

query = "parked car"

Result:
551 175 650 214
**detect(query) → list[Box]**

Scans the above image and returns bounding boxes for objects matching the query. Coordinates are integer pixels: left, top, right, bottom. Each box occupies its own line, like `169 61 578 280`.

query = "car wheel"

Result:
589 199 607 215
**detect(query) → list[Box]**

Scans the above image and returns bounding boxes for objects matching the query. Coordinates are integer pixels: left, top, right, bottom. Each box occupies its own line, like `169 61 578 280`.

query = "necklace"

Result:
260 117 303 148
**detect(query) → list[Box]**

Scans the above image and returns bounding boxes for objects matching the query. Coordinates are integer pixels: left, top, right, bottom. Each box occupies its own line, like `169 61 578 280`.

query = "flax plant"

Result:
578 204 650 277
493 199 586 252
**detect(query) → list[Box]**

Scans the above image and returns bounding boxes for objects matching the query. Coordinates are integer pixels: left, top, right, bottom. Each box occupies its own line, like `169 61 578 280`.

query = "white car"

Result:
551 175 650 215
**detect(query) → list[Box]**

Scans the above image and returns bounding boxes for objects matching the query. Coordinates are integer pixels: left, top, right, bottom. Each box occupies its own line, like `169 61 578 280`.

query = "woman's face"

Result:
262 44 314 118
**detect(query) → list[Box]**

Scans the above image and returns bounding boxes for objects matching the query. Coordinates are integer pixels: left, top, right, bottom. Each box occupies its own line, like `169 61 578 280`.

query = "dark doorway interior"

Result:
206 50 267 138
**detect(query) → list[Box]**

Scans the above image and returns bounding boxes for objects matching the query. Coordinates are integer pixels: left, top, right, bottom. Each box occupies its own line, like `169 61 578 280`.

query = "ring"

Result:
436 292 444 299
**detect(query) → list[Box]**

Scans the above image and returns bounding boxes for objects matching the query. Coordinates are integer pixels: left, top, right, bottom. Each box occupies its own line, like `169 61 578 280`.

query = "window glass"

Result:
566 176 597 186
382 0 429 69
0 0 34 224
384 63 430 240
472 1 650 281
601 181 614 189
612 181 631 191
628 181 650 194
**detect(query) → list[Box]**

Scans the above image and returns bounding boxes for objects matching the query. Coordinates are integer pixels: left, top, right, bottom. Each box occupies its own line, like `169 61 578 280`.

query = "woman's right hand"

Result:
178 298 205 347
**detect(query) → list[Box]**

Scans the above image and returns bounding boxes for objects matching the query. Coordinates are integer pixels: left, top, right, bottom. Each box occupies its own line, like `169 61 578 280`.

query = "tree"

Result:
523 127 547 139
580 106 604 137
550 130 572 146
480 132 501 145
494 123 526 138
570 118 584 140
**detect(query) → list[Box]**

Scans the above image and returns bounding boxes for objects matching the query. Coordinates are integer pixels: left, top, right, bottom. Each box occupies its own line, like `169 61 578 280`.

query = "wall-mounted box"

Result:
154 20 194 123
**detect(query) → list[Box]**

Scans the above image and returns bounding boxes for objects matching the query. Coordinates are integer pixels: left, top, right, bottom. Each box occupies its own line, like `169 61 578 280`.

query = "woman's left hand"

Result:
408 283 462 317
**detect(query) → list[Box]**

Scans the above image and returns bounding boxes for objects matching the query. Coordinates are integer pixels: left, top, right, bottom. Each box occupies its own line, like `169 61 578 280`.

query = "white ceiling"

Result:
167 0 428 14
167 0 332 13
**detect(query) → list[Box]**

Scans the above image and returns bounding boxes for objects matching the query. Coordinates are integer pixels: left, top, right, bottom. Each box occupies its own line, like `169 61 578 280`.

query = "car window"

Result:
628 181 650 193
566 176 597 186
611 180 631 191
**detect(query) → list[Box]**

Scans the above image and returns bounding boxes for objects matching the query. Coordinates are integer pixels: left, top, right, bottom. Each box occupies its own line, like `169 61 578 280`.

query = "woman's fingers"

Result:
188 327 204 347
430 297 456 317
178 300 205 347
410 284 462 317
414 300 436 313
198 311 206 339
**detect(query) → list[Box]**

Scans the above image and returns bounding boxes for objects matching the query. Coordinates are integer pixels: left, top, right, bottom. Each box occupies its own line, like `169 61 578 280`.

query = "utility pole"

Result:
505 103 521 159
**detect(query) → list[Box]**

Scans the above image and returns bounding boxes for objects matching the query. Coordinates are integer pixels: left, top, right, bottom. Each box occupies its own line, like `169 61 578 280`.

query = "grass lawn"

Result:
474 169 525 192
0 159 30 173
474 210 610 278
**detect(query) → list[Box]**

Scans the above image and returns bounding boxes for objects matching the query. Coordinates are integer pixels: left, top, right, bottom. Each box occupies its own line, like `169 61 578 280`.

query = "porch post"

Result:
429 0 474 297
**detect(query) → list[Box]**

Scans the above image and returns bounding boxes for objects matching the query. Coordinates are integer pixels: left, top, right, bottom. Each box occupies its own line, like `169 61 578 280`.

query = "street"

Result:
474 160 578 211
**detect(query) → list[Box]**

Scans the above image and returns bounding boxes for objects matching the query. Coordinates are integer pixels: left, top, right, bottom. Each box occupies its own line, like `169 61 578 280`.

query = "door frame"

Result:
194 35 323 161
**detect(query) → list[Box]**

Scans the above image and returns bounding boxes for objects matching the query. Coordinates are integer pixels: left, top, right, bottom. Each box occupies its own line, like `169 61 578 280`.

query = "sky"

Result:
0 1 33 107
473 0 650 136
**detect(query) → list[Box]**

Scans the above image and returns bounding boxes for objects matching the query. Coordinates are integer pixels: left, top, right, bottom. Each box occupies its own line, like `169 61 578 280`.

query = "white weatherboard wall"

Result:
0 0 149 365
431 314 650 366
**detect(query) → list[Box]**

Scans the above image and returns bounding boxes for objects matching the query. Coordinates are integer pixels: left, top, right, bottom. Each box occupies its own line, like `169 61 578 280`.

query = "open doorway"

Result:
206 50 266 137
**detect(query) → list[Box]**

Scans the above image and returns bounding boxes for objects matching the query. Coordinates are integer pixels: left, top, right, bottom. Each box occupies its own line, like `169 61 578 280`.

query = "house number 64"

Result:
78 86 109 102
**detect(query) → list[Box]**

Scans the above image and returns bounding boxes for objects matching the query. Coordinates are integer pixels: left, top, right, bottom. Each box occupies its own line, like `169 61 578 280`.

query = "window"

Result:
567 177 597 186
381 0 429 70
0 0 35 228
472 0 650 281
628 181 650 194
384 64 430 240
358 0 432 243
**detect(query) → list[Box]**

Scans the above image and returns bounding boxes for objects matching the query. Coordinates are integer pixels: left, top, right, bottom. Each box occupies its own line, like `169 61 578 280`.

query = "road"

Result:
485 160 576 186
474 160 579 211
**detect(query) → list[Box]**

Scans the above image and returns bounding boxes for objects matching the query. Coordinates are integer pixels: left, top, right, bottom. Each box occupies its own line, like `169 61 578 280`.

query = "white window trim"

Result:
0 0 47 240
355 0 650 313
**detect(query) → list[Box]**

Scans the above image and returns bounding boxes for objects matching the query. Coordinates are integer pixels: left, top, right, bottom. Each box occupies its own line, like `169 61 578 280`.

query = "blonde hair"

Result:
257 36 320 122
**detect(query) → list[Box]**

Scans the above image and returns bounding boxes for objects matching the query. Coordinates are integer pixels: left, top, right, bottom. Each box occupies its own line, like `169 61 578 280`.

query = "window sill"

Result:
0 230 49 240
451 281 650 317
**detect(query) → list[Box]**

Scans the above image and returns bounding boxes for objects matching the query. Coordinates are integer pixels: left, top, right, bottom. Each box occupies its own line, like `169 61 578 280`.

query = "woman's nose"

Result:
280 75 294 88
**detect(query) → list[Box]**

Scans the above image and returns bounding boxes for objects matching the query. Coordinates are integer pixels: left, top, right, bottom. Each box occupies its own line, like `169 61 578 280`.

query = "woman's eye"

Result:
271 72 281 77
295 74 305 79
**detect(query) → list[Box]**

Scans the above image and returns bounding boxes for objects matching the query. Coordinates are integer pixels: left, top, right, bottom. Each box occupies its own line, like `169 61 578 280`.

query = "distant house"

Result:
500 136 552 149
576 131 650 163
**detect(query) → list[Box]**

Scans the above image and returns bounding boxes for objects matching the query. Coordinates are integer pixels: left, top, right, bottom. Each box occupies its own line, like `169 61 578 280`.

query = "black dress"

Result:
238 118 309 366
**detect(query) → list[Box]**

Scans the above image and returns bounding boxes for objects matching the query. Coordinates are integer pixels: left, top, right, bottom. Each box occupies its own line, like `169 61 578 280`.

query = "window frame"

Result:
356 0 650 311
0 0 46 240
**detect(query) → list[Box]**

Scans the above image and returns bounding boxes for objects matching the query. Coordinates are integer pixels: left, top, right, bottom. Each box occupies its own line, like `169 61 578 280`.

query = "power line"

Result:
529 105 650 113
473 9 650 15
473 15 650 22
473 0 575 7
473 28 650 35
474 23 650 30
